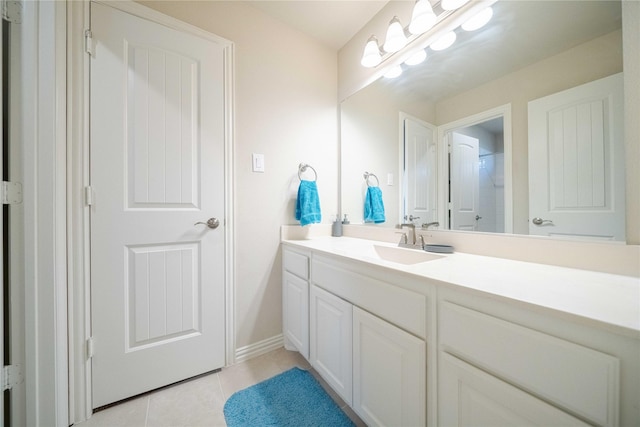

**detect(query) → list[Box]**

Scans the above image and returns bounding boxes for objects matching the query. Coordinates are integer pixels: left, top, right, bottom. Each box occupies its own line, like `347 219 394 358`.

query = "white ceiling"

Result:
246 0 389 50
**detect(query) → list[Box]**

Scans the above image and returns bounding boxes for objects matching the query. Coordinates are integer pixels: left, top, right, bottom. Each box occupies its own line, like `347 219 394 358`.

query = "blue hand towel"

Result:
364 186 386 223
295 180 322 226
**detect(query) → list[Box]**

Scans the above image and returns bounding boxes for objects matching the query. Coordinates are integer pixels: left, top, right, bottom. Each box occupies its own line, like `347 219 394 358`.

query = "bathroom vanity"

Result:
282 236 640 427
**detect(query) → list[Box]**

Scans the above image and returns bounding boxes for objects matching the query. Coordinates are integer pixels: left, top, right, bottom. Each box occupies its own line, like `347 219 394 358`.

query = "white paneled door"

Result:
404 116 437 224
450 132 480 231
90 3 226 407
528 73 625 240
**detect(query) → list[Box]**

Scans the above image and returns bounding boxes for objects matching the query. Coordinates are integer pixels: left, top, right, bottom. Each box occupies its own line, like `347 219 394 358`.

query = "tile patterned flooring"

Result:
76 347 366 427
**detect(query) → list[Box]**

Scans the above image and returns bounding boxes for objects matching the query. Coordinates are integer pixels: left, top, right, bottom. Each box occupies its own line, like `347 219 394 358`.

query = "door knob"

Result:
475 215 483 221
532 217 553 226
194 218 220 229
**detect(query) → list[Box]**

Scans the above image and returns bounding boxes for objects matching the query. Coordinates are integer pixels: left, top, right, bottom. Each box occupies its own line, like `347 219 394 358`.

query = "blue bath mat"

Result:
223 367 354 427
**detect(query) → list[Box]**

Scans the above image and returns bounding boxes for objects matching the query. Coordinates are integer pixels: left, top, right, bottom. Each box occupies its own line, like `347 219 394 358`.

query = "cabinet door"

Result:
310 285 353 405
439 352 590 426
283 271 309 359
353 307 425 427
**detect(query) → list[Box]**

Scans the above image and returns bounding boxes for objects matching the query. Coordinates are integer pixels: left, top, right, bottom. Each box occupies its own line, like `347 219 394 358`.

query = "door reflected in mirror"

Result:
448 117 504 233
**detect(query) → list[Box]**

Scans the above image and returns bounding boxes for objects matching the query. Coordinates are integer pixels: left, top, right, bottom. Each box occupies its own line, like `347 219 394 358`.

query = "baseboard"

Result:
234 334 284 364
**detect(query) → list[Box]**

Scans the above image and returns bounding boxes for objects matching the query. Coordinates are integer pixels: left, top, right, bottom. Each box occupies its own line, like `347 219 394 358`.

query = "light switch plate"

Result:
252 153 265 172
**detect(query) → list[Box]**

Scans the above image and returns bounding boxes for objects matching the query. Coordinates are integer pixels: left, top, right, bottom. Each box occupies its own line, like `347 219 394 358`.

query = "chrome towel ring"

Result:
298 163 318 181
363 171 380 187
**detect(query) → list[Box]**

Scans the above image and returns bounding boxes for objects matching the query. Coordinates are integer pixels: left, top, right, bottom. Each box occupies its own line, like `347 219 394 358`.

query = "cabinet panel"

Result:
283 271 309 359
313 256 427 339
353 307 425 427
283 248 309 279
439 301 619 426
439 352 590 426
310 285 353 405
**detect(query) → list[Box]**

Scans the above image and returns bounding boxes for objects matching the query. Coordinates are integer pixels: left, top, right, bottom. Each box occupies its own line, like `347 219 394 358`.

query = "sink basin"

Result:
373 245 444 265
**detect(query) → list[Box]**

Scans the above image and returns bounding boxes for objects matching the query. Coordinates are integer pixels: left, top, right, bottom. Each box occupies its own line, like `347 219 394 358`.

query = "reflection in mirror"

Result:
340 0 625 241
448 117 504 233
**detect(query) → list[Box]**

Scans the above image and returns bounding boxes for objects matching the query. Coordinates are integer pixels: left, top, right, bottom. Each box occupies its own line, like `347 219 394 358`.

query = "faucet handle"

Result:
395 231 408 244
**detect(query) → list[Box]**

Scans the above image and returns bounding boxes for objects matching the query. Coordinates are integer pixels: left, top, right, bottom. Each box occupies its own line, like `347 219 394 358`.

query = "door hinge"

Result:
86 337 95 359
1 181 23 205
448 202 453 210
2 365 23 391
84 29 94 56
85 186 94 206
1 1 22 24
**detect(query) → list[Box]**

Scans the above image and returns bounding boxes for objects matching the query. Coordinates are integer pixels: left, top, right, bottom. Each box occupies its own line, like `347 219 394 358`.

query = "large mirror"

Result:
341 0 626 241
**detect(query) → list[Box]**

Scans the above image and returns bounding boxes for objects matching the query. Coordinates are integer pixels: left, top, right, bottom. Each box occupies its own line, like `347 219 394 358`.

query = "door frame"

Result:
67 1 235 423
436 104 513 233
20 0 69 425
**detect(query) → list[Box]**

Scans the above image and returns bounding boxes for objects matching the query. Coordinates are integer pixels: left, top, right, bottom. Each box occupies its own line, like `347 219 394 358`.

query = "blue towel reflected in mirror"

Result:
364 186 385 223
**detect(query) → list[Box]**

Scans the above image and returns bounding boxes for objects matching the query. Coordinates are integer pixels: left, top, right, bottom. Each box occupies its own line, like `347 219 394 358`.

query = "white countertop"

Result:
282 236 640 338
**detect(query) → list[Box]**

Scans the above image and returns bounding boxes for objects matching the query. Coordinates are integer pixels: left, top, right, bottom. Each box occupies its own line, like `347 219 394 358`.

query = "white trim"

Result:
234 334 285 364
22 0 69 424
437 104 513 234
67 0 235 422
67 0 92 422
224 44 237 366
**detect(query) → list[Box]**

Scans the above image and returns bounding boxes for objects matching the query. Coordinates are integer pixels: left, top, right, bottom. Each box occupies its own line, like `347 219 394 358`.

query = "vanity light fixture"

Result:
408 0 437 35
404 49 427 66
440 0 470 11
383 16 408 53
383 65 403 79
429 30 457 51
361 35 383 67
359 0 496 70
461 6 493 31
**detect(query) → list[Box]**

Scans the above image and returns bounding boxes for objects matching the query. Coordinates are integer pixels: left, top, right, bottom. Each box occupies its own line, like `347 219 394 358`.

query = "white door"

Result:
353 307 425 427
404 116 437 225
450 132 480 231
90 3 226 407
310 285 352 405
528 73 625 240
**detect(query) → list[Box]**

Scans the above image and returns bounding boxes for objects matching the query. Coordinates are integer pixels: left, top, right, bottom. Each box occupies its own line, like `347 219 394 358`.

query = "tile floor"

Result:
76 347 366 427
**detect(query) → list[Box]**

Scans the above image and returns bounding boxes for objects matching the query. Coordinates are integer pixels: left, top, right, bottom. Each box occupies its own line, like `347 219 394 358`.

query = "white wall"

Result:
139 1 338 351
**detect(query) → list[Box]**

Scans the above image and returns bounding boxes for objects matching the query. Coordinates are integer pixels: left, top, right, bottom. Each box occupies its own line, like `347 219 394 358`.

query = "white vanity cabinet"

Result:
310 284 353 405
311 253 428 427
437 293 634 427
439 352 590 426
353 306 426 427
282 238 640 427
282 247 310 359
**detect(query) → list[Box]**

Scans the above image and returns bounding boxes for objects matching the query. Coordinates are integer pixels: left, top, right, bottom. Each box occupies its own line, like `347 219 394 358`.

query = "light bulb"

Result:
408 0 437 35
361 36 382 68
384 65 403 79
383 16 408 53
430 31 456 51
404 49 427 66
440 0 469 11
462 7 493 31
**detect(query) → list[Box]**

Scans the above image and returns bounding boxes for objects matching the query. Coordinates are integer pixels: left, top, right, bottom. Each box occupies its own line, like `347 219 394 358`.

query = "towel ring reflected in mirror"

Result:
298 163 318 181
363 171 380 187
